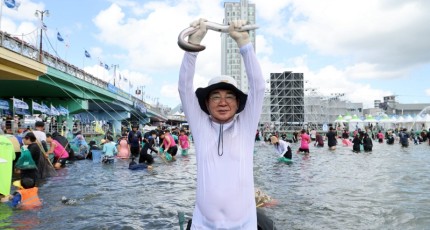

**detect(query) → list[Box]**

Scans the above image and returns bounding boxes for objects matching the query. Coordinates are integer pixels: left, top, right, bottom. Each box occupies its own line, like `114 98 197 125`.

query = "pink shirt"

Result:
300 133 311 149
163 133 176 148
179 135 189 149
52 139 69 159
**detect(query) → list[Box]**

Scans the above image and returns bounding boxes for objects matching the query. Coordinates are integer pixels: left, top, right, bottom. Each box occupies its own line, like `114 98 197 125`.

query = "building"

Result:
222 0 256 93
371 95 430 116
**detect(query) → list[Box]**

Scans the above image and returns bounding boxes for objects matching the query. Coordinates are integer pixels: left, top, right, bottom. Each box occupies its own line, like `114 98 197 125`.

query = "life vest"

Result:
17 187 42 210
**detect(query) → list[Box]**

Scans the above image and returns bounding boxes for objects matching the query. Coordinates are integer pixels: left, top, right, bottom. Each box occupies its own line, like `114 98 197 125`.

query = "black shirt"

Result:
27 142 41 166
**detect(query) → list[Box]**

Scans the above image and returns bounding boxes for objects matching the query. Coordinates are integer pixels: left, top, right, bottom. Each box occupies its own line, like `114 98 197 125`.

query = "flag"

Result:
50 104 60 116
99 61 103 67
104 64 110 70
0 99 9 109
58 106 69 115
12 98 28 109
32 101 45 113
85 50 91 58
40 21 47 31
3 0 20 10
41 103 50 115
57 32 64 42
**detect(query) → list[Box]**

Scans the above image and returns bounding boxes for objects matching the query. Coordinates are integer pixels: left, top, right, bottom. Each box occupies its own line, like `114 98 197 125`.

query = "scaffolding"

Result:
269 71 304 133
304 88 329 131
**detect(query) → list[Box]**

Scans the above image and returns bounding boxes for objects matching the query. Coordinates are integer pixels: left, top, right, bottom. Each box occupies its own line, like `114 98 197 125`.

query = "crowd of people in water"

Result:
2 119 429 211
259 125 430 162
0 121 191 209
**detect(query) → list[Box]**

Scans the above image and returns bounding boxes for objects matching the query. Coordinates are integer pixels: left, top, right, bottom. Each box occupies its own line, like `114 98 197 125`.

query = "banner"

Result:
0 99 9 109
12 98 28 109
107 83 118 94
15 108 30 115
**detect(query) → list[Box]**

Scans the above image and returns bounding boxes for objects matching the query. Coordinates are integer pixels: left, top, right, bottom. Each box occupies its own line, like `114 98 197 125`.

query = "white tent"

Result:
334 115 347 128
348 115 364 131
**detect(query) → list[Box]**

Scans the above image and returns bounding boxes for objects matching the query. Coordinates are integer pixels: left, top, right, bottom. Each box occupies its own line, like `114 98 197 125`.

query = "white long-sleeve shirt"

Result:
273 140 291 157
179 43 265 229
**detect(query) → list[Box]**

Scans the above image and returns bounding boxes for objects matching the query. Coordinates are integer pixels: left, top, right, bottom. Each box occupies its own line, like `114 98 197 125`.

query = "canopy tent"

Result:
334 115 347 128
348 114 364 131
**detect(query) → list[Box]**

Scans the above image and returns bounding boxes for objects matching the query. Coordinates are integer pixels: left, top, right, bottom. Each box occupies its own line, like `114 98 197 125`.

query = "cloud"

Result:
285 0 430 67
92 1 225 74
255 35 272 56
426 88 430 96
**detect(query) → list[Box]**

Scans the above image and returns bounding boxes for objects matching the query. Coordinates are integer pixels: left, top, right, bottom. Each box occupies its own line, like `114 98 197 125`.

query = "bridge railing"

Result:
0 31 168 118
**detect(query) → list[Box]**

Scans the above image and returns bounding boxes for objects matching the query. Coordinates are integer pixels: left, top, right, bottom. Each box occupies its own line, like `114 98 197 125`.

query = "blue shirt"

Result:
102 142 117 156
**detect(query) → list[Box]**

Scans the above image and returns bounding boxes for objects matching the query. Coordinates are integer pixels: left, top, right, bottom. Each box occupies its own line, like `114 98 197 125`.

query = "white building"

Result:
222 0 257 93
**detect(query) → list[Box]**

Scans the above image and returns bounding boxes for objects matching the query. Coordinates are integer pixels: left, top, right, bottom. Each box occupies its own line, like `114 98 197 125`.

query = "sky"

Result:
1 0 430 110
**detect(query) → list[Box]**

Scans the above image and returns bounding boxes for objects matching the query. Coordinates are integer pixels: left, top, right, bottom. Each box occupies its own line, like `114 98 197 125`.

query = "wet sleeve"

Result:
238 43 265 135
178 52 206 136
10 193 21 207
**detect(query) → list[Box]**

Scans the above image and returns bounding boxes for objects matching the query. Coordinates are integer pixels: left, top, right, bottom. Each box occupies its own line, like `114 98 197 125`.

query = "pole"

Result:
36 10 49 62
0 1 4 46
112 64 119 87
39 12 43 62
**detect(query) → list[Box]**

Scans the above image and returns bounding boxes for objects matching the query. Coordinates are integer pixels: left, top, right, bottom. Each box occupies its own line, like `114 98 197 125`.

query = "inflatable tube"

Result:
342 139 353 147
277 157 292 163
128 163 148 170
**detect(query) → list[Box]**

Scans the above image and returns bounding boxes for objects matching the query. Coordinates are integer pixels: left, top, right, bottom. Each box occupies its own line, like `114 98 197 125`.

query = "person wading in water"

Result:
179 18 275 229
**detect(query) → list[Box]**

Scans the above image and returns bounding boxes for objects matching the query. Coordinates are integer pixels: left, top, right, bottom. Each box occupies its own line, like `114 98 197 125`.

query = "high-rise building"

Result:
222 0 256 93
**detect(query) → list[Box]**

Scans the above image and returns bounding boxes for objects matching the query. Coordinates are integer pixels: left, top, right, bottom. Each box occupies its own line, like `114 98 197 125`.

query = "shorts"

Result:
130 146 140 157
102 156 115 164
298 148 309 153
56 158 67 167
166 146 178 156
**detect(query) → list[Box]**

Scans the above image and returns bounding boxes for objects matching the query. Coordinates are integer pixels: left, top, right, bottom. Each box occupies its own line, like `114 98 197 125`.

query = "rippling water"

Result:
1 141 430 229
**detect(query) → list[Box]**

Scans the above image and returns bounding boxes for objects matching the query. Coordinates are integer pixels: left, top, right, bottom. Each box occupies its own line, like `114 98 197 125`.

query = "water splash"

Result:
411 106 430 131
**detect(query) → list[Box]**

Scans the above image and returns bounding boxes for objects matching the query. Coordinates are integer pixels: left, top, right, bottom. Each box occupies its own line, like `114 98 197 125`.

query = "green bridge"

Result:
0 31 168 135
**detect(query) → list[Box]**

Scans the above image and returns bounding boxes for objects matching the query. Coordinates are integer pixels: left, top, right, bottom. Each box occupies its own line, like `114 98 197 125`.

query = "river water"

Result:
1 141 430 230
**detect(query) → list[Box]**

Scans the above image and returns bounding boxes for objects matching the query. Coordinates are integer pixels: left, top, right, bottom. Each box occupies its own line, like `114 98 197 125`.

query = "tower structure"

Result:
270 71 304 133
222 0 256 93
304 88 329 131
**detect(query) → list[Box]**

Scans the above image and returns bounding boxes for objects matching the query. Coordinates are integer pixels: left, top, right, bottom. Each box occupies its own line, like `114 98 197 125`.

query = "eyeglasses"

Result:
209 94 237 103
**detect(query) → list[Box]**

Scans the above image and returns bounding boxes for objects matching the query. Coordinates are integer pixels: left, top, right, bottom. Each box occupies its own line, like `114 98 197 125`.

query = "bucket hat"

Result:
195 75 247 115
